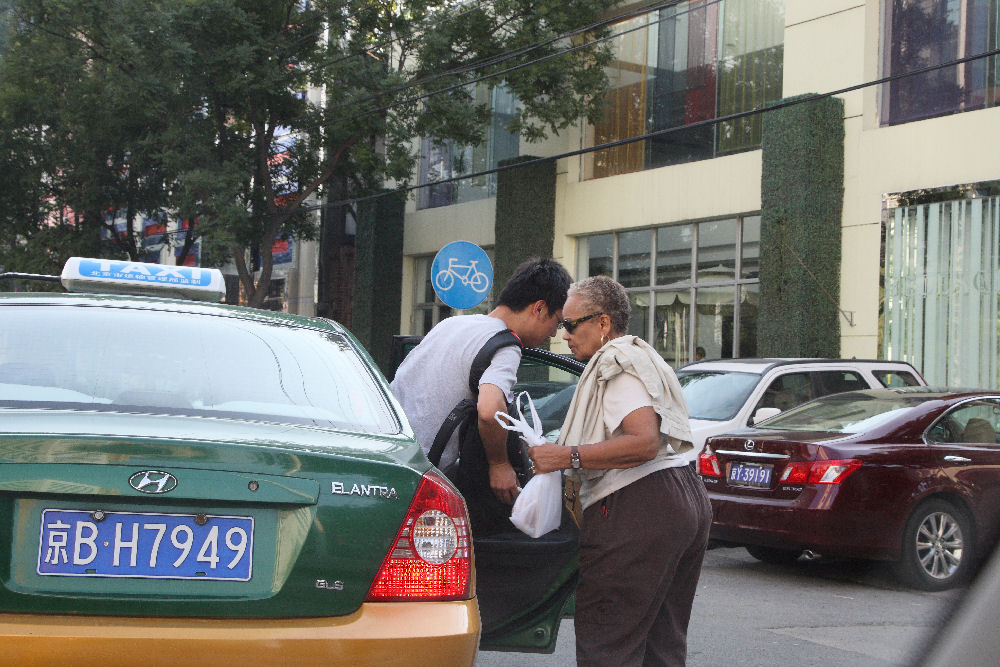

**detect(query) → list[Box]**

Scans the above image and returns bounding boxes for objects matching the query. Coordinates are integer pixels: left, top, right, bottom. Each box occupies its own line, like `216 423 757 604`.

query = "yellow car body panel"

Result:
0 600 481 666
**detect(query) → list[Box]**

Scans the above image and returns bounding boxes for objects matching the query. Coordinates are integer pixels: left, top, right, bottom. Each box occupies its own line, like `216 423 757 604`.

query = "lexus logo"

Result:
129 470 178 494
744 440 755 451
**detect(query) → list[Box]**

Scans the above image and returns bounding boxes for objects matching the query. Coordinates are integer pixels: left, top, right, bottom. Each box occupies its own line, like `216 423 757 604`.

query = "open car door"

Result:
390 337 584 653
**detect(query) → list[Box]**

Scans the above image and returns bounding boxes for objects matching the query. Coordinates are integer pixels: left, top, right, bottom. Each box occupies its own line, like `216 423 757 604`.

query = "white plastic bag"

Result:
507 471 561 538
495 392 562 538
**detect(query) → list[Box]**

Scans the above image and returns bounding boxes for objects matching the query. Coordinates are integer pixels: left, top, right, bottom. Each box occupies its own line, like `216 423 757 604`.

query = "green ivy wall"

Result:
759 96 845 357
494 157 557 291
351 191 405 374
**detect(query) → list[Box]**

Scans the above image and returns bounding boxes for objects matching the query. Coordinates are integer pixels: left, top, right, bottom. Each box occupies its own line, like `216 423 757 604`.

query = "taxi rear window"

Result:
0 305 398 434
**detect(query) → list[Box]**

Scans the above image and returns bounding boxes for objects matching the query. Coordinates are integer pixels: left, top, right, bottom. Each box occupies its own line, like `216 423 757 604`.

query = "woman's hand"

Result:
528 443 570 474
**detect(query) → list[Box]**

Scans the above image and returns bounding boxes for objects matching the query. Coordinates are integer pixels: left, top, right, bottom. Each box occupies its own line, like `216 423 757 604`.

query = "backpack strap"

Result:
427 398 475 466
467 329 523 394
427 329 523 466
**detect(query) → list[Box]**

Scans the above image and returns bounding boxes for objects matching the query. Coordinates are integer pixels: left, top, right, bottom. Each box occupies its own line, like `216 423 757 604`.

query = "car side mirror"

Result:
751 407 781 425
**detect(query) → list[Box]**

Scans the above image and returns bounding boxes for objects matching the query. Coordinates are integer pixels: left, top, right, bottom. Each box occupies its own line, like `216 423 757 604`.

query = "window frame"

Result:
577 214 760 365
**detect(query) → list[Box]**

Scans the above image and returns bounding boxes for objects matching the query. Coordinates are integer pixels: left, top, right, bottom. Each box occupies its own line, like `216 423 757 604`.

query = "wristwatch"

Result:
570 446 582 470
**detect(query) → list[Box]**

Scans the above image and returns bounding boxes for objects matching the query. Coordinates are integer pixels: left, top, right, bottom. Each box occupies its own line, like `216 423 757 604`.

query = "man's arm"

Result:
477 383 520 504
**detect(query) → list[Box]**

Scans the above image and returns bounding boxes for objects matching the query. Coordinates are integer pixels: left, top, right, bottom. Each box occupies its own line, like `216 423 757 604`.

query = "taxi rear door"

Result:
389 337 583 653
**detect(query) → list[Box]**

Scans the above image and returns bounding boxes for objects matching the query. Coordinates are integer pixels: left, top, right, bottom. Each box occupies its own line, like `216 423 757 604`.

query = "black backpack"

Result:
427 328 530 536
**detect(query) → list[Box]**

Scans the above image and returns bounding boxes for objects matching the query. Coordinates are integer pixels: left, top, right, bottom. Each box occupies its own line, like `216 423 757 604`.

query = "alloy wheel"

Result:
914 510 964 580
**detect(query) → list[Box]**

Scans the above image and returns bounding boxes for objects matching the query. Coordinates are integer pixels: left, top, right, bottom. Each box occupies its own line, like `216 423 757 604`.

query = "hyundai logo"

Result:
129 470 178 494
744 440 755 451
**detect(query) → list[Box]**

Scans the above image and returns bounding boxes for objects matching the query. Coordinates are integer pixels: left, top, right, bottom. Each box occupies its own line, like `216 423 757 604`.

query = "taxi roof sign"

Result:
61 257 226 302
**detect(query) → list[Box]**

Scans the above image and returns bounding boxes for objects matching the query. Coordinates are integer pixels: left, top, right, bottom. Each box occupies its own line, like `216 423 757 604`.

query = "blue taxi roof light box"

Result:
60 257 226 303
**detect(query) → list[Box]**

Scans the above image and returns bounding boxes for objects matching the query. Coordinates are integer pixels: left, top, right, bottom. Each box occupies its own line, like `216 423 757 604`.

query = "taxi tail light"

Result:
698 452 721 477
366 470 471 601
780 459 861 485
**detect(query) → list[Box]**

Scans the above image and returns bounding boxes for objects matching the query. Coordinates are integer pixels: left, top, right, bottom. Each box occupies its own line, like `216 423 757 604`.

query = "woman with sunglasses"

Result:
528 275 711 667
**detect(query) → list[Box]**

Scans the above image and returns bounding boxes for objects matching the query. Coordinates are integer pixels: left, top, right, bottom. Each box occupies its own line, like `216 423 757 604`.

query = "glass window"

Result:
927 399 1000 443
656 224 693 285
654 290 690 365
741 215 761 279
882 185 1000 387
417 84 520 209
585 0 785 179
814 371 868 396
584 215 759 365
697 218 738 278
739 283 759 358
587 13 653 179
715 0 785 153
512 358 580 441
881 0 1000 126
0 306 398 433
630 292 651 340
873 370 921 387
582 233 614 278
618 230 653 287
412 255 455 334
756 372 813 412
762 393 923 434
676 369 761 421
694 285 735 361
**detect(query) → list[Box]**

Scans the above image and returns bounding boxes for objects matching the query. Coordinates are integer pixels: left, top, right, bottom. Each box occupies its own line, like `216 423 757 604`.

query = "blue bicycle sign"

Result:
431 241 493 309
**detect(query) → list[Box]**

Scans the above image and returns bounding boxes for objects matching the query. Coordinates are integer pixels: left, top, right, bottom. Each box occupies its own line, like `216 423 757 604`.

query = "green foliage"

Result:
759 95 845 357
0 0 614 306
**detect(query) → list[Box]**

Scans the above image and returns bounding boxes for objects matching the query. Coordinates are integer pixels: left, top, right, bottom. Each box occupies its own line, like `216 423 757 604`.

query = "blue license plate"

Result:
728 462 772 489
37 509 253 581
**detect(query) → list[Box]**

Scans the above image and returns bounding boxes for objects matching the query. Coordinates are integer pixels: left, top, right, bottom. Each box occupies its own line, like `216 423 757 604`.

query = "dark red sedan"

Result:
698 387 1000 590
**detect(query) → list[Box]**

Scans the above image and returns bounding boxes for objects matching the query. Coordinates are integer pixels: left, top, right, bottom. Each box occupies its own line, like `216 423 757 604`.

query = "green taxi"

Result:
0 258 582 665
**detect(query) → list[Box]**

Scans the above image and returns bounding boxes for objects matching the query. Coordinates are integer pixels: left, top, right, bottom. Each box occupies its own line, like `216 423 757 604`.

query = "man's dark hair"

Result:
497 257 571 313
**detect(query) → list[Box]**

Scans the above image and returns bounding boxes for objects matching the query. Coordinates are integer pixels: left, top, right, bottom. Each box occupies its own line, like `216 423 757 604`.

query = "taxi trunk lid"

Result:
0 413 425 619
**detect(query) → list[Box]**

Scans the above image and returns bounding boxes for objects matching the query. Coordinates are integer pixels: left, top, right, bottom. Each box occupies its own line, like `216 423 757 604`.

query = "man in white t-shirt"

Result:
391 258 571 506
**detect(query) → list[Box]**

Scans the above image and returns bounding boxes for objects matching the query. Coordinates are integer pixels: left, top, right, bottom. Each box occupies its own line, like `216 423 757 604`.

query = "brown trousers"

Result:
575 464 712 667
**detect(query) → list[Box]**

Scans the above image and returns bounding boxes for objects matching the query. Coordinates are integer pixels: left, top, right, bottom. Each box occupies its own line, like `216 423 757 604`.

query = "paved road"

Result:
477 546 962 666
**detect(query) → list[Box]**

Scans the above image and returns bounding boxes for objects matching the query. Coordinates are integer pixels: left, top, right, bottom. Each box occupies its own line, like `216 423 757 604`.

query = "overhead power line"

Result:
316 0 720 133
299 0 490 77
313 45 1000 210
318 0 696 120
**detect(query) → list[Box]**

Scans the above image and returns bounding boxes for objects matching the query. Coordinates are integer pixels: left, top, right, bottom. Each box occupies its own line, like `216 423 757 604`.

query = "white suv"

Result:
675 358 926 462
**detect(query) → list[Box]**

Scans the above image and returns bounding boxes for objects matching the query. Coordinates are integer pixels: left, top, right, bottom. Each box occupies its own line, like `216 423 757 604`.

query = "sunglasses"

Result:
558 311 603 334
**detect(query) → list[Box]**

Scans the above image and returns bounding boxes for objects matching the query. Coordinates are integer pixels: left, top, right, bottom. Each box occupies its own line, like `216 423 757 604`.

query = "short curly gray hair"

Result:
568 275 630 334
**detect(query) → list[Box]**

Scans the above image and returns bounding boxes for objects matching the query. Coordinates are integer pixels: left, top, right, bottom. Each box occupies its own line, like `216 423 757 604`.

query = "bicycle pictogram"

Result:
434 257 490 293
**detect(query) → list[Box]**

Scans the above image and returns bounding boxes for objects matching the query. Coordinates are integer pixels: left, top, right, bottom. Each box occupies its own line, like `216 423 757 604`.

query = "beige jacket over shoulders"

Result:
558 335 693 509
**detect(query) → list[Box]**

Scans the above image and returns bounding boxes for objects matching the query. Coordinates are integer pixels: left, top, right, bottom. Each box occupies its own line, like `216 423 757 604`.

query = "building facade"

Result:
393 0 1000 388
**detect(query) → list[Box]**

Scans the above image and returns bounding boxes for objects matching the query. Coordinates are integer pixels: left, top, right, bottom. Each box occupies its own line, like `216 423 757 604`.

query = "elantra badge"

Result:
129 470 178 494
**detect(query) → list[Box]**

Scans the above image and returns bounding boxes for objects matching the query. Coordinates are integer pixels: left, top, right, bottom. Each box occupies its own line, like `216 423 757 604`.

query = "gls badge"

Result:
129 470 178 494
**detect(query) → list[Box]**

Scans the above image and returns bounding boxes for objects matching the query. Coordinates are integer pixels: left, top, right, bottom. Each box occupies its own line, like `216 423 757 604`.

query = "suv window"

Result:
676 370 761 421
873 370 921 388
814 371 867 396
755 372 813 414
753 370 866 417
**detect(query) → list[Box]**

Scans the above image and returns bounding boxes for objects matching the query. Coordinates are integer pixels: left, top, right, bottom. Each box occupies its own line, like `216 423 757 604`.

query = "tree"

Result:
1 0 614 306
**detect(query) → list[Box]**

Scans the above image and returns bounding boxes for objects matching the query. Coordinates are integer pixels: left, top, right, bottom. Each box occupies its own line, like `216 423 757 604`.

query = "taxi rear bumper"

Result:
0 600 481 666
